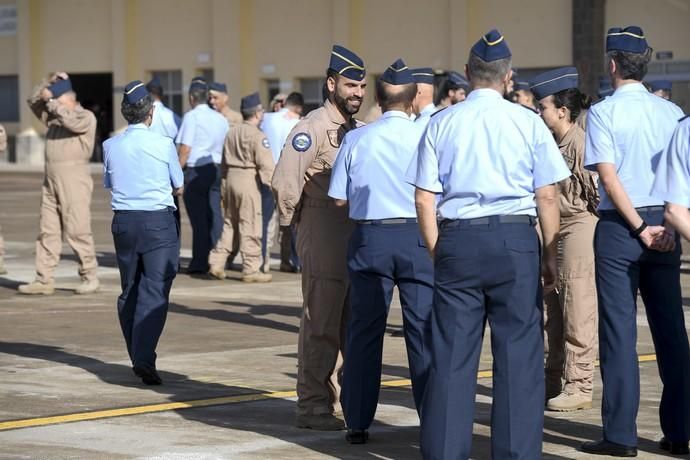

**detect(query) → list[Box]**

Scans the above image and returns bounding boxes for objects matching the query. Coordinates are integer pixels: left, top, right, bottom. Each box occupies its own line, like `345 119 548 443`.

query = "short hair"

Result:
121 94 154 124
467 53 512 86
285 92 304 108
241 106 261 120
607 49 652 81
375 78 417 111
551 88 592 123
189 86 208 105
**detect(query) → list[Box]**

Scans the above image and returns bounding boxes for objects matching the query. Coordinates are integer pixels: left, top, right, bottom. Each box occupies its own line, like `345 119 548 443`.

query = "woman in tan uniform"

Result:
530 67 600 412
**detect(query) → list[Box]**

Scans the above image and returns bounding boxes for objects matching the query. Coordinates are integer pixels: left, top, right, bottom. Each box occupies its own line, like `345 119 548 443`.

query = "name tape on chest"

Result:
292 132 312 152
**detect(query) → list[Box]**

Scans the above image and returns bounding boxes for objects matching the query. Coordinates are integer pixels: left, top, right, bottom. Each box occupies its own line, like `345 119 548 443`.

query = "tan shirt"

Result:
272 99 361 226
0 124 6 153
28 84 96 166
222 121 274 187
221 106 243 128
557 123 599 217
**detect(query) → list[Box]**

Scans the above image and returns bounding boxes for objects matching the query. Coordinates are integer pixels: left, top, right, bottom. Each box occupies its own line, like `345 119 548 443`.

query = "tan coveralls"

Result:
209 122 274 275
0 126 4 262
28 86 98 283
221 106 243 128
220 106 243 259
544 123 599 396
272 99 360 416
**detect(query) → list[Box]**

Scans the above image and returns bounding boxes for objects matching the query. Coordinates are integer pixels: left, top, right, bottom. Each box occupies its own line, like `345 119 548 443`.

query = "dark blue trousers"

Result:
341 222 433 430
420 218 544 460
261 184 274 265
595 208 690 446
183 163 222 272
112 208 179 369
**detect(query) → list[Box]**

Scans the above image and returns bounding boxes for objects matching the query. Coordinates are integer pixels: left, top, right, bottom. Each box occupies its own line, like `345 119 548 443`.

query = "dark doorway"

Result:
69 73 113 162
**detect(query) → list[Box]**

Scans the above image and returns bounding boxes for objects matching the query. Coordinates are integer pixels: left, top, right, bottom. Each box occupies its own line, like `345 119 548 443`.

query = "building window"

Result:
265 78 280 108
197 68 214 84
150 70 183 116
299 77 326 114
0 75 19 122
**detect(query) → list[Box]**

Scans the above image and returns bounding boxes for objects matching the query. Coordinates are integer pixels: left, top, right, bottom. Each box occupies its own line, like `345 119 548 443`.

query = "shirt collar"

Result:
324 99 348 125
127 123 149 131
558 124 578 149
613 81 647 96
380 110 411 121
466 88 503 101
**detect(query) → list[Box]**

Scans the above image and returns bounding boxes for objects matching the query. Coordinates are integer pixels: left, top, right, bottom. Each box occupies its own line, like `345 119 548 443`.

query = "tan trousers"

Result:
296 201 354 416
209 170 262 275
0 224 4 257
35 164 98 283
544 212 598 395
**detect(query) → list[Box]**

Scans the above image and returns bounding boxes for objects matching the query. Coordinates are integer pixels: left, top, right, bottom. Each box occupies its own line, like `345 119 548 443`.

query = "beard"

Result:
333 90 362 116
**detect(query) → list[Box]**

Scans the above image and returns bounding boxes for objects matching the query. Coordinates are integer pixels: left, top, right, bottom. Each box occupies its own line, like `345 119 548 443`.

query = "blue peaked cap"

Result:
240 92 261 111
606 26 648 54
381 59 414 85
529 67 579 100
471 29 511 62
209 82 228 93
48 78 72 98
411 67 434 85
649 80 672 92
123 80 149 104
329 45 366 81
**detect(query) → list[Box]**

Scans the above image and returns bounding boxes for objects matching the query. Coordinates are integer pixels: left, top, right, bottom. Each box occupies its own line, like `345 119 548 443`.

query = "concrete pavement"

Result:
1 169 689 459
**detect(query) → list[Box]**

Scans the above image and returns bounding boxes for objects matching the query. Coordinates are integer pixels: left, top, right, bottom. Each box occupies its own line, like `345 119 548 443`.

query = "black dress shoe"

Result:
660 437 690 455
581 439 637 457
346 429 369 444
133 365 162 385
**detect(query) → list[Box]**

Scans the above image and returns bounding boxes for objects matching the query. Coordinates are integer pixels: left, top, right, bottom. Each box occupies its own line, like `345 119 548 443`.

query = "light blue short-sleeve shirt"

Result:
176 104 229 166
409 88 570 220
584 82 685 210
414 103 437 130
149 100 181 140
329 111 423 220
103 124 184 211
260 108 300 164
652 116 690 207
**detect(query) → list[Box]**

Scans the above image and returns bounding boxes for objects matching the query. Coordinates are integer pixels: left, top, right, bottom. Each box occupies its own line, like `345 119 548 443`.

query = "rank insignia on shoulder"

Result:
292 132 312 152
262 138 270 149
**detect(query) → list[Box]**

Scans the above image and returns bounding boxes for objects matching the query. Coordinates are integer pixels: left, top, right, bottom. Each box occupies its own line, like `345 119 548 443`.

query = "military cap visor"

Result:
329 45 366 81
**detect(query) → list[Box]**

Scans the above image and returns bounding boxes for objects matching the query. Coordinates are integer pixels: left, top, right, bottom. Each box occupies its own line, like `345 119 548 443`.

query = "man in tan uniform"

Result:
208 92 274 283
19 73 99 295
209 82 243 128
273 45 366 430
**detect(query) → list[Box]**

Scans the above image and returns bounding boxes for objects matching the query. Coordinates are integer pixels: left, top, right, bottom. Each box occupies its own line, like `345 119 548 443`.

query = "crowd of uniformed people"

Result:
2 23 690 459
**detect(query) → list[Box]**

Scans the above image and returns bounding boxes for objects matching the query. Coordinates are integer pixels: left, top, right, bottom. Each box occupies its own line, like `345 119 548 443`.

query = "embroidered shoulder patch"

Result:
292 132 312 152
262 138 270 149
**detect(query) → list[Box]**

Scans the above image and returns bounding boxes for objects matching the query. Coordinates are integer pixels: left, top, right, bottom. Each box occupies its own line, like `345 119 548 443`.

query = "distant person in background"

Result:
270 93 287 112
176 78 228 273
260 92 304 273
649 80 672 101
435 71 469 109
209 82 243 128
146 76 181 140
514 80 539 112
19 72 99 296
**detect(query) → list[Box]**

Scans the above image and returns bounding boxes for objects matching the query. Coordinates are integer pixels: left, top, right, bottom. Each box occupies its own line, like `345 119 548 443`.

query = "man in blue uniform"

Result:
176 78 228 273
412 29 570 459
435 70 469 109
329 58 433 444
146 76 181 140
103 81 184 385
411 67 436 128
581 26 690 457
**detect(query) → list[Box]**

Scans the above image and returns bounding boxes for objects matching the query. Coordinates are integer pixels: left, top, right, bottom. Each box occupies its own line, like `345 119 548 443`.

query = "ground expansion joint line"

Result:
0 353 657 431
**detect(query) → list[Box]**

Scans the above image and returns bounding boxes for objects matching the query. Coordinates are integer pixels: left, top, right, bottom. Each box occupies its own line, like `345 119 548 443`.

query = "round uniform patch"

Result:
292 132 312 152
262 138 270 149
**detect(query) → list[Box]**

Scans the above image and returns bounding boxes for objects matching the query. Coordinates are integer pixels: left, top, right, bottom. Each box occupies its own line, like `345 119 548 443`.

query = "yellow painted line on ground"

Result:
0 354 657 432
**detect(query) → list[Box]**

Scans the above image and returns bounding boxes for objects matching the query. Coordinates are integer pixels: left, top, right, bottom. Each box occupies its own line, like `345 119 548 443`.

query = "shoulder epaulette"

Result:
679 114 689 123
430 106 448 118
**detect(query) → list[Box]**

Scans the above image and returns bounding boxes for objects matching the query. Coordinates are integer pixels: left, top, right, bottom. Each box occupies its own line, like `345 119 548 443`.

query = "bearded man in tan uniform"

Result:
208 92 274 282
19 73 99 295
273 45 366 431
209 82 243 128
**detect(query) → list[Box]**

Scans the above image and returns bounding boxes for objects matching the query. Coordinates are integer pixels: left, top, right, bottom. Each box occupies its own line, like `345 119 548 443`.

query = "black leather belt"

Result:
441 215 535 227
356 218 418 225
